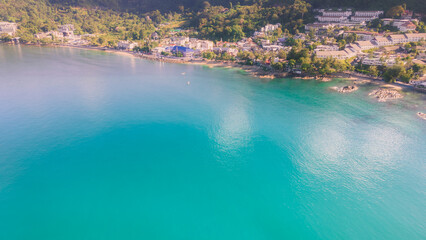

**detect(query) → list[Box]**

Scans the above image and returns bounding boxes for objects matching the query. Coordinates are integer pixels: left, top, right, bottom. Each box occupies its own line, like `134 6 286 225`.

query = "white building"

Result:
398 22 417 32
316 50 350 59
372 36 393 46
405 33 426 42
362 57 383 66
317 16 348 23
118 41 138 50
355 41 375 50
260 23 281 33
350 16 375 22
171 36 189 46
58 24 74 37
315 45 339 51
213 47 238 56
263 45 284 51
322 11 352 17
186 39 214 51
354 11 383 17
389 34 408 44
343 31 379 41
152 46 166 55
0 22 18 36
304 23 334 31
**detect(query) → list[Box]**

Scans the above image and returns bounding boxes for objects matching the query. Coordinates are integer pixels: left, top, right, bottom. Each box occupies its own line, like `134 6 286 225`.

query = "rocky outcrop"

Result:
369 88 403 102
330 85 358 93
338 85 358 93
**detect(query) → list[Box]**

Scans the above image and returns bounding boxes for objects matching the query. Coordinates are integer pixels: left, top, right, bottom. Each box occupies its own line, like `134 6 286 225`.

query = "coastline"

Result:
6 42 426 95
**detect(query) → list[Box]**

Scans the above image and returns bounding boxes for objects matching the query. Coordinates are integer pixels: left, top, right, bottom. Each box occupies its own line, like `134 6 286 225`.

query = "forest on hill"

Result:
49 0 426 14
1 0 425 44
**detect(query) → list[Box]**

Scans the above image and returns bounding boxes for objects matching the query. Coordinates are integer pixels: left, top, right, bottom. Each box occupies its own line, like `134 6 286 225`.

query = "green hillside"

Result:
48 0 426 14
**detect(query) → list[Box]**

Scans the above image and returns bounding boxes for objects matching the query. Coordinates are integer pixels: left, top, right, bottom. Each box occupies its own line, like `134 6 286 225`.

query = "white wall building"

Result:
322 11 352 17
405 33 426 42
316 50 350 59
118 41 138 50
261 23 281 33
0 22 18 36
315 45 339 51
317 16 348 22
362 57 383 66
389 34 408 44
372 36 393 46
354 11 383 17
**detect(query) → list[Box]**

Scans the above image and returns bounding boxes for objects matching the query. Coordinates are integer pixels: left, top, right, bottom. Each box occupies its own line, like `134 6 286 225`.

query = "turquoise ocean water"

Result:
0 45 425 239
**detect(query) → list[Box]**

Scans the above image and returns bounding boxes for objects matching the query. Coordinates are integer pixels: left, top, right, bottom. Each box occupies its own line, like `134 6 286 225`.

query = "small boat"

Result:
181 72 186 75
187 81 190 85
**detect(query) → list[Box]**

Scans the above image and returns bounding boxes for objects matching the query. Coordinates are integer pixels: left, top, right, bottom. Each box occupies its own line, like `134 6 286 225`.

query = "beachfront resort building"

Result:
405 33 426 42
213 47 238 56
343 31 379 41
58 24 74 37
355 41 376 50
389 34 409 44
316 50 351 59
166 46 195 57
317 16 348 23
382 19 417 32
372 36 393 46
186 39 214 51
322 11 352 17
0 22 18 36
254 23 282 37
398 22 417 32
118 41 138 50
304 23 334 32
315 45 339 51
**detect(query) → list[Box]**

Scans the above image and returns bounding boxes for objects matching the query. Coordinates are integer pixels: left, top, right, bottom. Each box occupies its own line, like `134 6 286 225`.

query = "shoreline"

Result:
5 42 426 95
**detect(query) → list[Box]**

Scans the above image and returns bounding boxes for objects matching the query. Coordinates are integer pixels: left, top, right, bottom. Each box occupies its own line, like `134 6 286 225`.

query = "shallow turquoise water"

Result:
0 45 425 239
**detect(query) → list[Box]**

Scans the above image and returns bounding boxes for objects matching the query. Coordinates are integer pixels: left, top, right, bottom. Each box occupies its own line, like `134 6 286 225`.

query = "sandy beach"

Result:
16 42 425 95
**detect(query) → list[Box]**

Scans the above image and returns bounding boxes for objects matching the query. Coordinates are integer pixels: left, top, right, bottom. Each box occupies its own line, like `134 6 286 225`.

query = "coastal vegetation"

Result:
1 0 425 82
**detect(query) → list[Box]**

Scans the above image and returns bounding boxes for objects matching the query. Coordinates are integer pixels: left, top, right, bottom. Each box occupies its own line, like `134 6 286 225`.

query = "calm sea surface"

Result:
0 45 425 239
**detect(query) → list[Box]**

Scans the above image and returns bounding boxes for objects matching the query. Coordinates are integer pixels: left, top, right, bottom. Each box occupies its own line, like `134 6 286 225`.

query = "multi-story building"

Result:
355 41 375 50
0 22 18 36
260 23 281 33
399 22 417 32
316 50 349 59
213 47 238 56
317 16 348 23
315 45 339 51
171 37 189 46
185 39 213 51
354 11 383 17
304 23 334 31
372 36 393 46
389 34 408 44
322 11 352 17
343 31 379 41
350 16 377 22
405 33 426 42
118 41 138 50
58 24 74 37
362 57 383 66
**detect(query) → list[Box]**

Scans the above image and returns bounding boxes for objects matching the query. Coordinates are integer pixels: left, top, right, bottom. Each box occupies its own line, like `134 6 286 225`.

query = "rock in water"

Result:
369 88 403 102
330 85 358 93
338 85 358 93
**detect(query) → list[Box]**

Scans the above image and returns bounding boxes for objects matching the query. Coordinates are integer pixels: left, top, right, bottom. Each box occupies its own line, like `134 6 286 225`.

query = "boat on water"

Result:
417 112 426 120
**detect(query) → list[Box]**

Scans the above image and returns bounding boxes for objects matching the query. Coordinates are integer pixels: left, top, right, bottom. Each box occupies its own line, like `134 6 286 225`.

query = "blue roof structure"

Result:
166 46 194 53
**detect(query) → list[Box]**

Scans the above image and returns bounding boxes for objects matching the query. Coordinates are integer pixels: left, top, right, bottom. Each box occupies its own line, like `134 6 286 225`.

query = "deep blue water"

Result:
0 45 425 239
